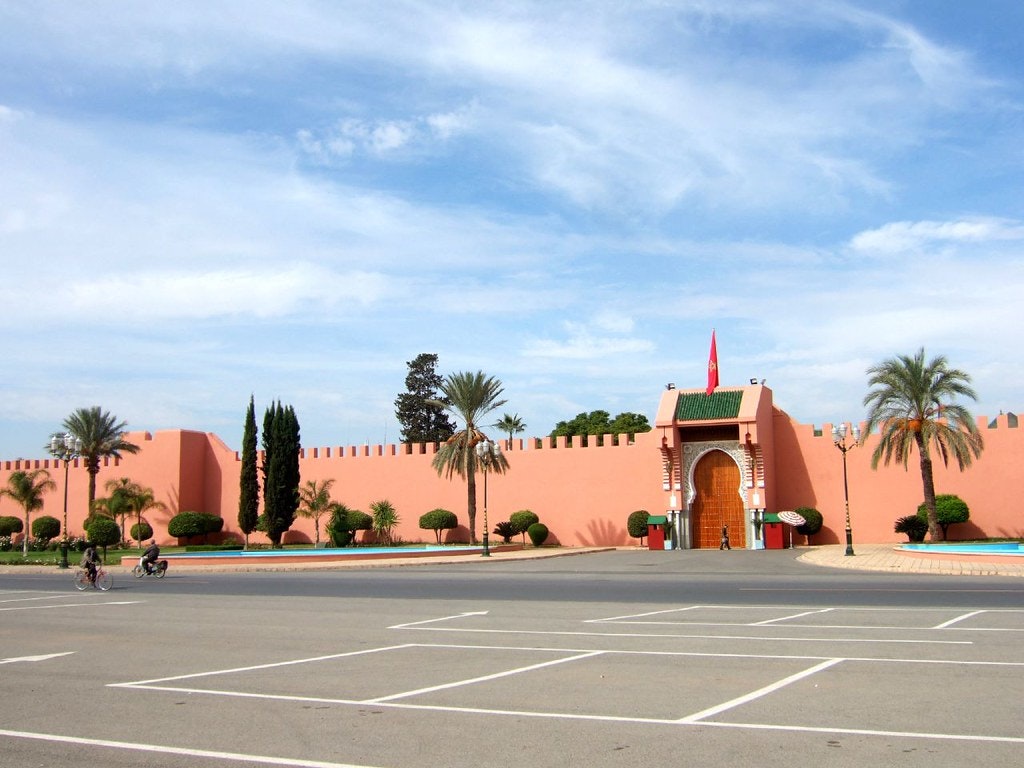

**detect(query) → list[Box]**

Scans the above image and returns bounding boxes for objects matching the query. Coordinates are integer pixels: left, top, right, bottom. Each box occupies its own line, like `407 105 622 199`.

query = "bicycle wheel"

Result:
73 569 89 591
132 565 144 579
95 570 113 591
154 564 167 579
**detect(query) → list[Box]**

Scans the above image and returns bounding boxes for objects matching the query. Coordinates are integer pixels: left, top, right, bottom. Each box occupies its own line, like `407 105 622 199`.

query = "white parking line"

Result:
934 610 986 629
365 651 604 703
678 658 845 723
751 608 834 625
0 728 386 768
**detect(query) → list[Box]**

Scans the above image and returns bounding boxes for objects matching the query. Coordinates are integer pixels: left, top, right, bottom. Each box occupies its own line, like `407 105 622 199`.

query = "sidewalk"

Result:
797 543 1024 577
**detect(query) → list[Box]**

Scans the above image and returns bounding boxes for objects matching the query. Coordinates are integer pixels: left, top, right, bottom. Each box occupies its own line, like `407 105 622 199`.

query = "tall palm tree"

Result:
493 413 526 450
863 348 984 541
63 407 141 515
297 478 335 546
431 371 510 543
0 469 57 556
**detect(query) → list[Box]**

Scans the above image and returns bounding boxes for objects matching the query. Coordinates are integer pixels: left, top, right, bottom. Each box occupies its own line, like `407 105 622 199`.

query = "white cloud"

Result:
850 217 1024 253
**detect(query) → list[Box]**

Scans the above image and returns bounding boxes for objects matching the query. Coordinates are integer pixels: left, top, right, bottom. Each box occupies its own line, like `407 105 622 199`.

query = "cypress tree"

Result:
262 401 301 547
237 395 259 549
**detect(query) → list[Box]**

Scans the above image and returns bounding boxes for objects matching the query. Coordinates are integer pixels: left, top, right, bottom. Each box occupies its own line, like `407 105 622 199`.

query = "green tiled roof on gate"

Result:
674 390 743 421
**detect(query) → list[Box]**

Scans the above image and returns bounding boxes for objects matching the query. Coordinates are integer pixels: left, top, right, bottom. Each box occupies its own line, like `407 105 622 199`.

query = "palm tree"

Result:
297 478 335 546
863 348 984 541
63 407 141 515
369 499 400 546
96 477 140 544
127 486 166 549
493 413 526 450
431 371 510 544
0 469 57 556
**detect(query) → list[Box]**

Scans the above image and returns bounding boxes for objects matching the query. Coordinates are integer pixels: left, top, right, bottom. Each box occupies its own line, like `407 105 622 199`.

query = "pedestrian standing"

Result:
720 525 731 550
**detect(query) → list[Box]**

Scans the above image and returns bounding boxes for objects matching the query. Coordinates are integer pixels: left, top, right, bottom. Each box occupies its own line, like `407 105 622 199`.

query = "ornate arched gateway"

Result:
689 449 746 548
655 385 775 549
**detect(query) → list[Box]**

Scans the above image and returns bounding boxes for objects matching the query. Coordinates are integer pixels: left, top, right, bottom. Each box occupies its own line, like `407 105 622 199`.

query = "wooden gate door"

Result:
690 450 746 549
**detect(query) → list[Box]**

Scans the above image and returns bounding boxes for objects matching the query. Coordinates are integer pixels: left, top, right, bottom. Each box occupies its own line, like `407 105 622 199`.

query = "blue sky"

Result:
1 1 1022 458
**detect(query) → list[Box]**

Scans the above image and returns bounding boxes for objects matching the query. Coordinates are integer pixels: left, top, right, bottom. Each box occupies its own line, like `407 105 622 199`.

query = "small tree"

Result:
794 507 823 545
916 494 970 539
131 520 154 542
297 478 335 547
85 517 121 560
627 510 650 545
370 500 400 546
32 515 62 545
0 469 56 556
168 511 223 544
419 508 458 545
238 395 260 549
509 510 539 545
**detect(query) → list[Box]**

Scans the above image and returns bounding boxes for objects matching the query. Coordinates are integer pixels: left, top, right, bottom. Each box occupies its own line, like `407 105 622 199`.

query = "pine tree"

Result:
395 353 456 443
237 395 259 548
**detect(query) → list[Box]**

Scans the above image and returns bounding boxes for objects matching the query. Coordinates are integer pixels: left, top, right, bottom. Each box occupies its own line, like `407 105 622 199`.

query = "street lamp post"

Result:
49 433 82 569
831 422 861 557
474 439 501 558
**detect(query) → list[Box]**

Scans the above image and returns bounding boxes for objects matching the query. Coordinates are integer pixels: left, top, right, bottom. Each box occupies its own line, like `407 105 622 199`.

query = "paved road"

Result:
2 549 1023 768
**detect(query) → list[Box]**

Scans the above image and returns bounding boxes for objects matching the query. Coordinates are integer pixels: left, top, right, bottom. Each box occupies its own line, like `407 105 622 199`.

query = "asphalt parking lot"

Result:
2 551 1022 768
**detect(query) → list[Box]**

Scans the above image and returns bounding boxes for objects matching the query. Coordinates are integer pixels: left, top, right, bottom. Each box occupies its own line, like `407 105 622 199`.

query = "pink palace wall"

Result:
2 410 1022 548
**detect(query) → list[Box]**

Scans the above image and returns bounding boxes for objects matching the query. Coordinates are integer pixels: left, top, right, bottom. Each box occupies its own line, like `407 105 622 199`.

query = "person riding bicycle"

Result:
140 539 160 574
80 544 100 584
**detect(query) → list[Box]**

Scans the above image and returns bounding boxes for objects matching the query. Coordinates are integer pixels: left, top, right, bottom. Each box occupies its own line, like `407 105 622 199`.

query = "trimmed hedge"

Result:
527 522 549 547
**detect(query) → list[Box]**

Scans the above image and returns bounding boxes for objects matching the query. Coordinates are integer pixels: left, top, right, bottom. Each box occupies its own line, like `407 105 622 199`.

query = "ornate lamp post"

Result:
474 438 501 557
831 422 860 557
49 433 83 569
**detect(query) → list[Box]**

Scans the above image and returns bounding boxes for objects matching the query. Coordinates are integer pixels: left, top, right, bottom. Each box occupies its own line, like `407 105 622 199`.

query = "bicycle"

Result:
74 565 112 591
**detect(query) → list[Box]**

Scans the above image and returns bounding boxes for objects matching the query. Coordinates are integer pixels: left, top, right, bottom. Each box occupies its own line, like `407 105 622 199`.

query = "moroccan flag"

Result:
706 330 719 396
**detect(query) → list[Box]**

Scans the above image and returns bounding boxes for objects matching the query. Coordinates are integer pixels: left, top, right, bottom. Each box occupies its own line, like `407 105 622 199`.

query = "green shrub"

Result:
493 521 515 544
183 543 245 552
419 508 458 544
130 521 154 543
916 494 970 538
527 523 549 547
326 505 372 547
85 517 121 556
794 507 823 544
626 510 650 542
31 515 61 543
510 510 540 544
0 516 23 537
168 511 222 543
894 514 928 542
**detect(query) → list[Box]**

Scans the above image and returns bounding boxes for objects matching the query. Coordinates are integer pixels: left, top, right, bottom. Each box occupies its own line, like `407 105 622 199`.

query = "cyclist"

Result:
81 544 101 584
140 539 160 574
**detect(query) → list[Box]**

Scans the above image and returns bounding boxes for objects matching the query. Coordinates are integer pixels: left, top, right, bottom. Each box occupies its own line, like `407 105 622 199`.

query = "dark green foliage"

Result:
326 504 371 547
493 521 515 544
395 353 456 444
130 521 154 542
168 511 223 542
262 401 301 547
184 543 244 552
85 517 121 557
527 522 549 546
31 515 61 542
794 507 824 544
916 494 970 538
550 410 652 446
894 514 929 542
0 516 24 536
626 510 650 541
509 509 539 545
419 508 458 545
238 395 260 546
